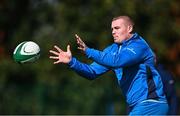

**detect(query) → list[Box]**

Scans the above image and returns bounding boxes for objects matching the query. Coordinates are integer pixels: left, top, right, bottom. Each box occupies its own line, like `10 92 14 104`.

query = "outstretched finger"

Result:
78 37 83 43
67 45 71 53
78 39 84 47
77 47 84 50
54 60 61 64
75 34 83 43
75 34 80 39
54 45 62 52
49 50 59 55
75 34 80 43
49 56 59 59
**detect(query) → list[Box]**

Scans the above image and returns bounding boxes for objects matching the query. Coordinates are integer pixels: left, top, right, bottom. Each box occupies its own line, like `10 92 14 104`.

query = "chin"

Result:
114 40 121 44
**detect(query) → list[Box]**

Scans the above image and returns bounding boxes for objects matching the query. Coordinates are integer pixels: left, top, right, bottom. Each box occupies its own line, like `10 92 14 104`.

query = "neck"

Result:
128 33 133 39
126 33 134 41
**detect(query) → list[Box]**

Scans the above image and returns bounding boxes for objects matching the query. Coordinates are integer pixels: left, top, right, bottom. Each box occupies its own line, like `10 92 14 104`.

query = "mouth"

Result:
113 36 118 40
113 34 118 38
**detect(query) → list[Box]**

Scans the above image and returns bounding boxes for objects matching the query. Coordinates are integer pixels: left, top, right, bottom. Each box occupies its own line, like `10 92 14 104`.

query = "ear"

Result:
128 25 133 33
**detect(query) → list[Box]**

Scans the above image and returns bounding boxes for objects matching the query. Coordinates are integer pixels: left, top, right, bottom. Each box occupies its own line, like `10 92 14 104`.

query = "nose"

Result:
112 29 115 35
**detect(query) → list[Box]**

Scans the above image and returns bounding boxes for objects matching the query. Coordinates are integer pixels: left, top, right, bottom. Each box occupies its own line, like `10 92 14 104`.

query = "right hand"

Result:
49 45 72 64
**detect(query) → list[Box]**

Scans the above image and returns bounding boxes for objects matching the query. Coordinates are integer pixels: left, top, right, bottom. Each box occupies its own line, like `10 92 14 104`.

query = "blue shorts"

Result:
129 100 169 115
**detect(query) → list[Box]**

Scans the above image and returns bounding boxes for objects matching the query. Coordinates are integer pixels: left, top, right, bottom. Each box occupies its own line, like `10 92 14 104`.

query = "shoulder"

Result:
128 39 148 50
124 34 154 56
129 34 151 50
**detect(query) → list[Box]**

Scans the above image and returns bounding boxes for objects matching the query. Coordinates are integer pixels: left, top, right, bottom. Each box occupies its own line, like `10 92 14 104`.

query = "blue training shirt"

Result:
68 33 167 107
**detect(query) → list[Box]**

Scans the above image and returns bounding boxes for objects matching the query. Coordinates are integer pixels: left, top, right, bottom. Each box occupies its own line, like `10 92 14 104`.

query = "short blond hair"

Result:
112 16 134 27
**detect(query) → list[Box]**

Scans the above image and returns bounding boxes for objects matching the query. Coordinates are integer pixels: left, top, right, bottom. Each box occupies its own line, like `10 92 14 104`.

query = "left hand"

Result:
75 34 87 52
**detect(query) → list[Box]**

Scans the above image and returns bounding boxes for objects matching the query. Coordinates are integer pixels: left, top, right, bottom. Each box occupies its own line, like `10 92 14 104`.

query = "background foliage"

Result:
0 0 179 114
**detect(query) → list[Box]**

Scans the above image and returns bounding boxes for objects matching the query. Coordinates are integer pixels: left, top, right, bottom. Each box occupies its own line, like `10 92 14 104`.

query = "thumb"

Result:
67 45 71 53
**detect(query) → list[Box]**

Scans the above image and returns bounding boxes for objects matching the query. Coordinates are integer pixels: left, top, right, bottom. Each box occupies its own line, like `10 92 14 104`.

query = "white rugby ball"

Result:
13 41 40 63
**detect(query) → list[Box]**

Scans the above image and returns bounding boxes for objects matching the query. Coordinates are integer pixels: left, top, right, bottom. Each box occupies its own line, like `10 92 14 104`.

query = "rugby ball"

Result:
13 41 40 63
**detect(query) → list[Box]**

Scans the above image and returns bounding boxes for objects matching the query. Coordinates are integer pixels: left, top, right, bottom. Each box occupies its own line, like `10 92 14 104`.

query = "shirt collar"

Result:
121 33 138 45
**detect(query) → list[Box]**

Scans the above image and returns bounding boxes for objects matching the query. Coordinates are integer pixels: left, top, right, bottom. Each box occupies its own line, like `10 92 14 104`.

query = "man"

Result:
49 16 168 115
155 59 178 114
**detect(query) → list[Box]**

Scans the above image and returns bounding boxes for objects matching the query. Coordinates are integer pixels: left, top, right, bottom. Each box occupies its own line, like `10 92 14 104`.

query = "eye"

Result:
114 26 120 29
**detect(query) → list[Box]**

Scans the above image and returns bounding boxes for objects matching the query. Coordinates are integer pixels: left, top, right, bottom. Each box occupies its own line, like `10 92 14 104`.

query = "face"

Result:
111 18 132 43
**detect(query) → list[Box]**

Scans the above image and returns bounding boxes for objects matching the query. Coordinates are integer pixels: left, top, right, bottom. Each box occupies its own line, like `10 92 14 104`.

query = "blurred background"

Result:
0 0 179 115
